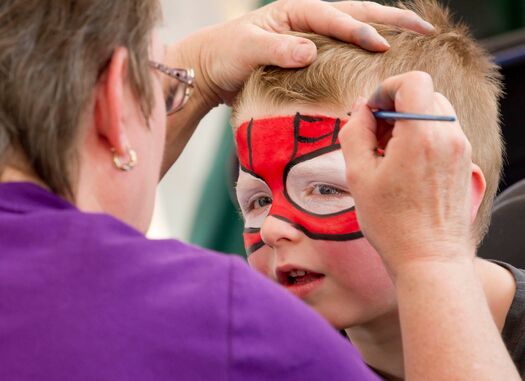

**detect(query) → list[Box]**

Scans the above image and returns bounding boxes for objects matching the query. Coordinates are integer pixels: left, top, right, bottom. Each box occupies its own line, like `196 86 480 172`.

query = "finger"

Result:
245 29 318 67
433 92 460 129
284 0 390 51
428 92 464 142
431 92 471 158
385 90 465 166
368 71 435 115
332 1 435 34
365 72 436 161
339 97 379 178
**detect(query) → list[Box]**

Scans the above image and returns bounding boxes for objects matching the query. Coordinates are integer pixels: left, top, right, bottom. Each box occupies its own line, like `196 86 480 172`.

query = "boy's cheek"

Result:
317 238 395 296
247 249 273 278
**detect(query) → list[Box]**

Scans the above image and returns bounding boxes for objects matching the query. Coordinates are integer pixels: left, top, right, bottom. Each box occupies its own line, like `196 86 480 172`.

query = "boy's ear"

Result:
470 163 487 223
94 47 131 156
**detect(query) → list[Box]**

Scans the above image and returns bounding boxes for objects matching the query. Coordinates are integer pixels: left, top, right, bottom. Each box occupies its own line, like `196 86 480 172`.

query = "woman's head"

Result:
0 0 182 231
0 0 171 231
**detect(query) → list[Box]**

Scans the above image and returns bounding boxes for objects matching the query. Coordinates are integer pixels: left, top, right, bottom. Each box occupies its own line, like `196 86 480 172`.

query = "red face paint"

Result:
236 113 363 255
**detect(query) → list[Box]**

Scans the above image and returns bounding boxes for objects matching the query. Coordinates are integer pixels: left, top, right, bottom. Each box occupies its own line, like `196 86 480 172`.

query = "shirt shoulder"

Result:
1 202 378 380
0 207 230 380
492 260 525 376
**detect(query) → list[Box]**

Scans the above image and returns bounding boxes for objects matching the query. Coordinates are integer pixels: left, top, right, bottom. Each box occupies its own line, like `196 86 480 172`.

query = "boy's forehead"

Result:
233 101 349 131
235 113 348 178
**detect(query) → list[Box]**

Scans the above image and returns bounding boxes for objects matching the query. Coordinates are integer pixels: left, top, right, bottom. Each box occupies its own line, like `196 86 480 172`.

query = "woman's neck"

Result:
2 148 36 182
345 309 405 381
0 160 48 190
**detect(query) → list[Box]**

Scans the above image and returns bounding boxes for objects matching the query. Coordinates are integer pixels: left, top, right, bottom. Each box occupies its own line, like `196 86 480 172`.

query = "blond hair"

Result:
232 0 503 243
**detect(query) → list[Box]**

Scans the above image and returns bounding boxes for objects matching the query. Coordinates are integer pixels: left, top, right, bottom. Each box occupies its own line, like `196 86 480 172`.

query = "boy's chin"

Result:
313 303 396 330
312 305 365 329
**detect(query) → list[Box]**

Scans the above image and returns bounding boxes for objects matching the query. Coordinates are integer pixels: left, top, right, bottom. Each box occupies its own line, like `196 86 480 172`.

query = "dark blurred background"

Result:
190 0 525 257
382 0 525 38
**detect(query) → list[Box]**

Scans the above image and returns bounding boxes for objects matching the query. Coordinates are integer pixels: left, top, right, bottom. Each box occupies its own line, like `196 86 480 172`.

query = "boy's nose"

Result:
260 215 303 248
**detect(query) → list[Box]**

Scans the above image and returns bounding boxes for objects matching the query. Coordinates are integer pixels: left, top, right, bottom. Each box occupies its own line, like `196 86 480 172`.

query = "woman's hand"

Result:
169 0 434 108
339 71 520 381
161 0 434 174
339 71 474 278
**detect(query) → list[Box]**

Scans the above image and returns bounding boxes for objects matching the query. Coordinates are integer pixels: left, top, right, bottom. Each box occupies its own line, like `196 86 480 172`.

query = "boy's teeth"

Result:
289 270 307 277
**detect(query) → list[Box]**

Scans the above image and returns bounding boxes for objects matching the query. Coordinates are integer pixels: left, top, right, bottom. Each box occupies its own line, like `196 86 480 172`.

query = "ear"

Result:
94 47 131 156
470 163 487 223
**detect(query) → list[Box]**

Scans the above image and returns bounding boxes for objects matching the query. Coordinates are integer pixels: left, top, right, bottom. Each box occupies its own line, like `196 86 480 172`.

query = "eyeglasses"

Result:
149 61 195 115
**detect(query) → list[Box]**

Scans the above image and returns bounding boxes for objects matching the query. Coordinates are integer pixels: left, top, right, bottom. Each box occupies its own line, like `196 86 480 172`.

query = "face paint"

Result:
236 113 363 256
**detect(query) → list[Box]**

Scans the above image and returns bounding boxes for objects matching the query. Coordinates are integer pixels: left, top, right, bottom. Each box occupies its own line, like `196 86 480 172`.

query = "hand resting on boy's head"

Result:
163 0 436 170
173 0 435 108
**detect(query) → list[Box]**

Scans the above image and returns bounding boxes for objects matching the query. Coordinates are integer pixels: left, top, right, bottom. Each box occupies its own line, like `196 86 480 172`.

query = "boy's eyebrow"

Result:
288 162 345 180
235 180 263 193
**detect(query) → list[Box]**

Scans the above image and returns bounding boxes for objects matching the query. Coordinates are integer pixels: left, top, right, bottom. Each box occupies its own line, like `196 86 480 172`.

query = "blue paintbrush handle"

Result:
373 111 456 122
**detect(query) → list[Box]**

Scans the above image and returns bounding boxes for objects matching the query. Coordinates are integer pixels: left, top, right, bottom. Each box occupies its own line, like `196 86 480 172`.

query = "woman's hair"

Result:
232 0 503 243
0 0 161 199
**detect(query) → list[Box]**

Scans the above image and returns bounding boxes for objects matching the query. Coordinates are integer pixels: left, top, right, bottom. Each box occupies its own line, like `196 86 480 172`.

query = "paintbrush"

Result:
348 110 456 122
372 111 456 122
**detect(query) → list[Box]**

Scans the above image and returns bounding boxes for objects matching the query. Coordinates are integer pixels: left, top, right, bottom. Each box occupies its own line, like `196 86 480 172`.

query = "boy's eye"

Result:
251 196 272 209
312 184 343 196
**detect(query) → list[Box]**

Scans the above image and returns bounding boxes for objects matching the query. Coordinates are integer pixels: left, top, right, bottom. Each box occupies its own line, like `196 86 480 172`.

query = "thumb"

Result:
247 31 318 68
339 98 380 178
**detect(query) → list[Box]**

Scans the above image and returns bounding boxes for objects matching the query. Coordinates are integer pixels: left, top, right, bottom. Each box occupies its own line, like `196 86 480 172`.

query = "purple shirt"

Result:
0 182 378 381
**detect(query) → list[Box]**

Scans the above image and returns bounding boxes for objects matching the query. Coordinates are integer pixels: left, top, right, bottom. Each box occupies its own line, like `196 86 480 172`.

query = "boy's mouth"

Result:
276 266 325 298
282 270 324 285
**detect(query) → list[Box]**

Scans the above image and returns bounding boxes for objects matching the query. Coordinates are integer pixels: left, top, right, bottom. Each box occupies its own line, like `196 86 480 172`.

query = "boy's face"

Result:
234 103 396 329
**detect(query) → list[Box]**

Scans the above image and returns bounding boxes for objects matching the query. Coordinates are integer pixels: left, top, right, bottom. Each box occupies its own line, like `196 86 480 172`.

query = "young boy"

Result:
231 0 524 379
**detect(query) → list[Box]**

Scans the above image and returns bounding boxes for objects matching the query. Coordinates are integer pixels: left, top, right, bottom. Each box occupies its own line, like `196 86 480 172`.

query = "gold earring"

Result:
111 147 138 171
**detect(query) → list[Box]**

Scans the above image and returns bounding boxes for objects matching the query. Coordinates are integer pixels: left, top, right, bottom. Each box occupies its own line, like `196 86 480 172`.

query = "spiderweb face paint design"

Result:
236 113 363 256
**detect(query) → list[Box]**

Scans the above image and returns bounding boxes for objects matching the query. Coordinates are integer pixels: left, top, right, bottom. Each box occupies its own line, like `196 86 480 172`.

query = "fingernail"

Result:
378 35 390 48
419 20 435 33
293 42 314 64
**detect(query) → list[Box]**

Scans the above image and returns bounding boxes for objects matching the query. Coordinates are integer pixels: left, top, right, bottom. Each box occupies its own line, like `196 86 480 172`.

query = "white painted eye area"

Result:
285 150 355 215
236 169 272 228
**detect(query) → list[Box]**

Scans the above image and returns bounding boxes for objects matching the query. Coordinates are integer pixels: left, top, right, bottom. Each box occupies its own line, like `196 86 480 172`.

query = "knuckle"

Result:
277 0 294 13
419 130 435 150
269 40 288 62
403 9 419 19
349 23 375 41
338 126 350 142
361 1 378 11
449 133 470 157
407 71 433 86
339 120 357 140
433 91 456 113
433 92 455 111
238 31 252 47
433 91 448 103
